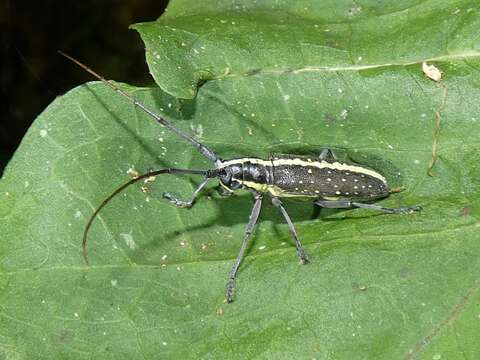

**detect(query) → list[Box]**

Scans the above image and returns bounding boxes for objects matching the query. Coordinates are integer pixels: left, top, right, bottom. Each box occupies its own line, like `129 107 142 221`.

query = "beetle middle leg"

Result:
319 148 338 161
225 192 263 303
163 178 210 208
272 197 309 264
314 199 421 214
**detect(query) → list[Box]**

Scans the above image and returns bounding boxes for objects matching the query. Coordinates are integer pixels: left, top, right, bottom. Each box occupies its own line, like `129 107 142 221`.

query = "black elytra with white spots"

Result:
272 162 389 198
220 154 390 200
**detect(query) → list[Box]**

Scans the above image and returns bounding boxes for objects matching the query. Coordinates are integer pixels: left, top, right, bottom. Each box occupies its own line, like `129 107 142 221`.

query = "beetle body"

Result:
62 52 421 303
219 154 389 200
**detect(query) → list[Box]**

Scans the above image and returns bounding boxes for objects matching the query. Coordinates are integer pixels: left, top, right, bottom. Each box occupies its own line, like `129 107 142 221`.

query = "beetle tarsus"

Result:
163 192 193 208
225 279 236 303
163 178 211 208
299 249 310 264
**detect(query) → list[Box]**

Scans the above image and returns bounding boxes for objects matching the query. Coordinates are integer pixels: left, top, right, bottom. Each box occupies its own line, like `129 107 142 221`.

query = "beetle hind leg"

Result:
350 202 422 214
314 199 422 214
272 197 309 264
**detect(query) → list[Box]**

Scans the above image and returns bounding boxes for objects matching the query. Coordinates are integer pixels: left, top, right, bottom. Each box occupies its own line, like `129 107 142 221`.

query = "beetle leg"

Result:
350 202 422 214
163 178 210 208
319 148 338 161
314 199 421 214
216 184 234 197
225 193 263 303
272 197 309 264
314 199 354 208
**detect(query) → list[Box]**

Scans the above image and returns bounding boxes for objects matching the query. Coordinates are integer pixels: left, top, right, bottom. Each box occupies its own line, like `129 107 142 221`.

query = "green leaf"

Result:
2 1 480 359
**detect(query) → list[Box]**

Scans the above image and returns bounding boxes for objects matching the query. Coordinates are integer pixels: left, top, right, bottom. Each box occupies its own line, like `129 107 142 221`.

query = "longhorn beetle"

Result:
60 51 421 303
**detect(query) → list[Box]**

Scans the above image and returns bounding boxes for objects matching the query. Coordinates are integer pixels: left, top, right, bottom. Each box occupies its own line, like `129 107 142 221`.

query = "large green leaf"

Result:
1 0 480 359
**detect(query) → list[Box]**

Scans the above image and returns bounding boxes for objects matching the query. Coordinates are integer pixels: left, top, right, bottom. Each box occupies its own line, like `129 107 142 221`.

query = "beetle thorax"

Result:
218 158 272 192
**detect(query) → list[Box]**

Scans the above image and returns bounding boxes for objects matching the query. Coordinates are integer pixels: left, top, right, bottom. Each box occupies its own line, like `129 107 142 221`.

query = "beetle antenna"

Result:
59 51 220 164
82 168 219 263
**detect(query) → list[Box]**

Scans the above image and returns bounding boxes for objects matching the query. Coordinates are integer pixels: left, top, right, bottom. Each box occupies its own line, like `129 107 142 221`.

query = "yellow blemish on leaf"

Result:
422 62 442 82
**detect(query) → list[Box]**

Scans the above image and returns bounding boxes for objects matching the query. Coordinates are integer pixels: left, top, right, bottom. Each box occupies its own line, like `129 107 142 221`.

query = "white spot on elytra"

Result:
414 159 420 164
283 94 290 101
40 129 48 137
258 245 266 250
335 191 341 195
342 178 346 182
308 169 312 174
74 210 82 219
111 279 117 286
121 233 136 250
161 254 168 261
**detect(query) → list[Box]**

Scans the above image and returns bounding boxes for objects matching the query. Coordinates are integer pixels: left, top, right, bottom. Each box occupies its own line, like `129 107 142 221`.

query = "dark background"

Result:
1 0 170 173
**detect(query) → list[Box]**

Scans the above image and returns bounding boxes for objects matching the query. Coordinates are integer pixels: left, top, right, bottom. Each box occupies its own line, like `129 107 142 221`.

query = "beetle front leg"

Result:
216 184 234 197
272 197 309 264
163 178 210 208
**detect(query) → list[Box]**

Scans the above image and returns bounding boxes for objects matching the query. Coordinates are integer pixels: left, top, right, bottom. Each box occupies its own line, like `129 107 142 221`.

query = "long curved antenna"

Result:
59 51 219 163
82 168 218 263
